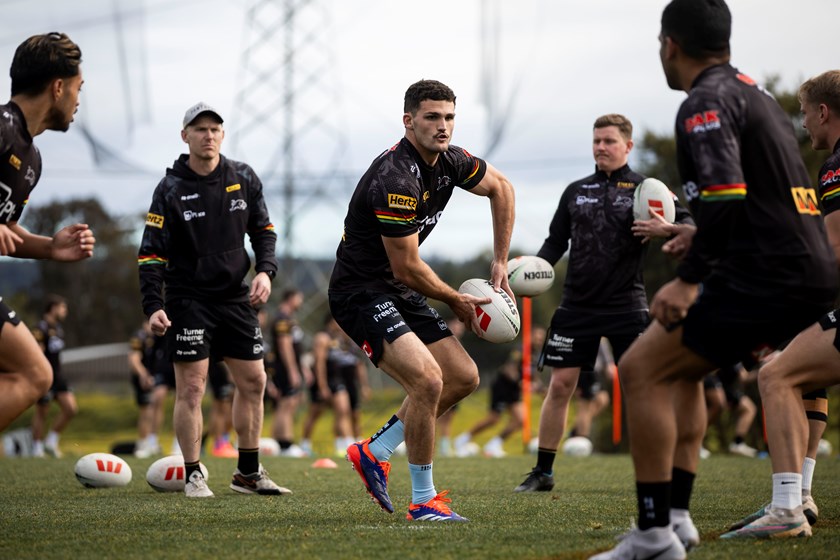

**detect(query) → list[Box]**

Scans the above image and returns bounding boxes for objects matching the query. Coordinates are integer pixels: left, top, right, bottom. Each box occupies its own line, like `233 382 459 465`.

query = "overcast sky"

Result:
1 0 836 260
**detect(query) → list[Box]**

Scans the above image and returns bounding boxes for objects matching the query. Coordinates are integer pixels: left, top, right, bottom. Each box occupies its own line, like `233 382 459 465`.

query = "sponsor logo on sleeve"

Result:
145 212 164 228
387 193 417 211
684 110 720 134
226 183 241 192
8 154 20 170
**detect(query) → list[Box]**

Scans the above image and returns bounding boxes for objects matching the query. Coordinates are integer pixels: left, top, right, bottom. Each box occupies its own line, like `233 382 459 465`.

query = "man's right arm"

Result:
138 183 169 318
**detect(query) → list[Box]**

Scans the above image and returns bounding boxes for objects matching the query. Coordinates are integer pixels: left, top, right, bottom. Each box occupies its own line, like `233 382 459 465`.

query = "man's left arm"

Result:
464 163 515 296
246 172 278 306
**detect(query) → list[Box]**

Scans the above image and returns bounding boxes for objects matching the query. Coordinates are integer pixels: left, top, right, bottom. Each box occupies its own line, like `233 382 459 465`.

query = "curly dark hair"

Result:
403 80 456 114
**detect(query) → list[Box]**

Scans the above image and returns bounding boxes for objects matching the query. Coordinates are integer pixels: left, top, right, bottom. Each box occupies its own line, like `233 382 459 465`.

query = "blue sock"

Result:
368 415 404 462
409 462 436 505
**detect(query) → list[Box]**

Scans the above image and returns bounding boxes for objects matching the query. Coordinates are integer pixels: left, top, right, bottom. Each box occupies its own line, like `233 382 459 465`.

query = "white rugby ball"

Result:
146 455 209 492
562 436 594 457
75 452 132 488
633 178 676 223
458 278 520 343
259 437 281 457
507 256 555 297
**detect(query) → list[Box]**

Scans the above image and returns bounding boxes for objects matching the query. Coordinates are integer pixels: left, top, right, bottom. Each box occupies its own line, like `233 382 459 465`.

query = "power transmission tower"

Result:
229 0 346 273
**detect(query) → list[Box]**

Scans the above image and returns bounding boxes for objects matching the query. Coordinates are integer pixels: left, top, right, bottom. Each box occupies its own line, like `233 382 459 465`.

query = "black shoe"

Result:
514 468 554 492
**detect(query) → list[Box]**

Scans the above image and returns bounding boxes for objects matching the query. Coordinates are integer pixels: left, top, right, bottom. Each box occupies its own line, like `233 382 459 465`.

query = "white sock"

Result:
638 525 673 545
771 472 802 510
45 431 59 448
32 440 45 455
801 457 816 496
670 508 690 524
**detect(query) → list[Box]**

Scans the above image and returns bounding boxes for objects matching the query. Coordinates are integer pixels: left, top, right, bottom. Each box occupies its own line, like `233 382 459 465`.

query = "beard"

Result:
44 105 71 132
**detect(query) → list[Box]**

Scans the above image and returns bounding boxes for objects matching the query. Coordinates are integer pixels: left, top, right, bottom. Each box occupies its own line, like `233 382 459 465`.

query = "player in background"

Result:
300 314 355 456
207 360 237 458
515 114 693 494
128 319 160 458
0 32 94 431
566 337 614 443
702 364 759 458
722 68 840 539
269 288 309 457
30 295 75 458
455 327 546 458
330 79 515 521
436 318 465 457
590 3 837 557
138 102 288 498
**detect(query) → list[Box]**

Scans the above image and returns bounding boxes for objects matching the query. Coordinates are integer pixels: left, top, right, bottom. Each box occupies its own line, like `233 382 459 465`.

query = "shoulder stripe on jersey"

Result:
700 183 747 201
375 209 415 225
138 255 167 266
821 185 840 202
462 161 481 184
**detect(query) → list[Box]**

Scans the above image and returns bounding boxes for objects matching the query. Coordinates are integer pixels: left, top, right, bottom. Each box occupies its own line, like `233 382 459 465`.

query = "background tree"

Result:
19 199 143 347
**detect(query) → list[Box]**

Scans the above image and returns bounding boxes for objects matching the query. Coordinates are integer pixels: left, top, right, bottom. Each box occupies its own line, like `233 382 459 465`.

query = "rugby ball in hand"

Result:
146 455 209 492
633 178 676 223
75 453 132 488
562 436 594 457
507 256 555 297
458 278 520 343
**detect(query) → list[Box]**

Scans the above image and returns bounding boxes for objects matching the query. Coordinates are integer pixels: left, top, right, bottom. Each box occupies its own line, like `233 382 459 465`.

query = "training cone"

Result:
311 457 338 469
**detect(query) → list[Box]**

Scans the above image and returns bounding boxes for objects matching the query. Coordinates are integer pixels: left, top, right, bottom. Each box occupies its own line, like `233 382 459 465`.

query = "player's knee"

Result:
28 360 53 398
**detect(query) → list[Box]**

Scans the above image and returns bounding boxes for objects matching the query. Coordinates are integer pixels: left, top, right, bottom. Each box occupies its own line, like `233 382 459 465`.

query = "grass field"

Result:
2 391 840 559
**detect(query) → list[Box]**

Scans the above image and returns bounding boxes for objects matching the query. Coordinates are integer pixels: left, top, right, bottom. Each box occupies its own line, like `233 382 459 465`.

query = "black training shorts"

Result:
329 290 451 366
542 308 649 370
166 298 264 363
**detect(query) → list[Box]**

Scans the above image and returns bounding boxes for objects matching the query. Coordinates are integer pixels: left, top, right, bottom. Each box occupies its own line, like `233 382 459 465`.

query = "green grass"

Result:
2 391 840 559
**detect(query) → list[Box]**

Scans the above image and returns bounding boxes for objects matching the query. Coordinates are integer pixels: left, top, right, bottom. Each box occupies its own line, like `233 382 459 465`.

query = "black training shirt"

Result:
0 102 42 224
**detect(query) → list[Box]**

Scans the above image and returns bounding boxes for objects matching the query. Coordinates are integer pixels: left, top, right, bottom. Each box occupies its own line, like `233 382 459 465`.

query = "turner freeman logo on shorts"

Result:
546 334 574 353
372 301 398 323
145 212 164 228
387 193 417 211
176 328 204 345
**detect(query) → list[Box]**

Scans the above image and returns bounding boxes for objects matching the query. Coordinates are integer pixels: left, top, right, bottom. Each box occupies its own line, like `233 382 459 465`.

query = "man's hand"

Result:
51 223 95 261
650 277 699 327
0 224 23 255
450 291 491 337
149 309 172 336
489 259 514 300
249 272 272 307
632 209 676 243
661 223 697 260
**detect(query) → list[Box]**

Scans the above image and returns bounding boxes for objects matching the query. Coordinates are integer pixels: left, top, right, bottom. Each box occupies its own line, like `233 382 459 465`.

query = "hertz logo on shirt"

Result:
226 184 241 192
388 193 417 211
145 213 165 228
8 154 21 170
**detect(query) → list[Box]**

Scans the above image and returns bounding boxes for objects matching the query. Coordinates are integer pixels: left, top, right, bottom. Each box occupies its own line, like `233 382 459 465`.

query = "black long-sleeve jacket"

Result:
138 154 277 317
536 164 693 313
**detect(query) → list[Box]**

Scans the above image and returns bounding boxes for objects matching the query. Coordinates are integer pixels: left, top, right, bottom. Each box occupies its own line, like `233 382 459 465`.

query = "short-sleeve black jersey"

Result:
273 309 303 374
818 138 840 216
674 64 837 301
129 328 156 372
536 165 694 313
137 154 277 316
0 102 42 224
32 319 64 376
329 138 487 296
